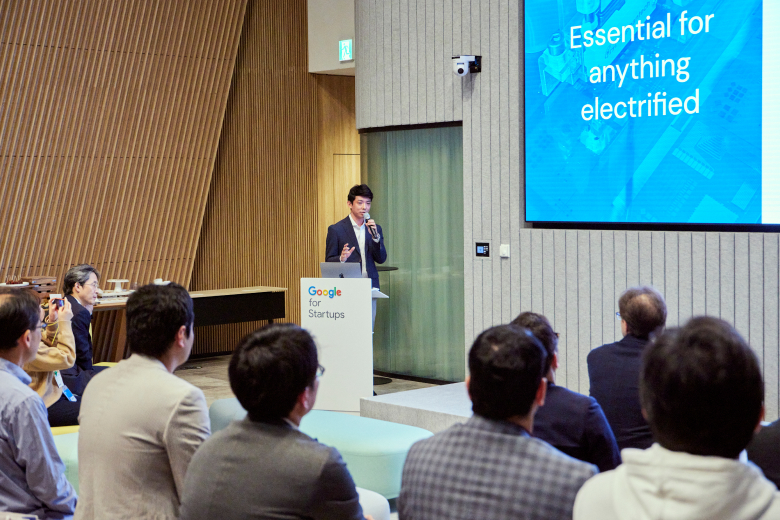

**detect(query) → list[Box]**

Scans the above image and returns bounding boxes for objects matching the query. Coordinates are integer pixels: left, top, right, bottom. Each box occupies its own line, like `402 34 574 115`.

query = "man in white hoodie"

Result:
574 316 780 520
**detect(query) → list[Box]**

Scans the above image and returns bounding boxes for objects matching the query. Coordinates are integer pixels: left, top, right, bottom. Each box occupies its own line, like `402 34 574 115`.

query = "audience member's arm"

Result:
24 303 77 373
584 398 621 472
13 395 77 517
164 387 211 499
310 448 365 520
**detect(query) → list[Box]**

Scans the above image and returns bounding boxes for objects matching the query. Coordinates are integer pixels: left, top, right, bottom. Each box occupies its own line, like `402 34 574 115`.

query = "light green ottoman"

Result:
208 398 433 498
52 431 79 494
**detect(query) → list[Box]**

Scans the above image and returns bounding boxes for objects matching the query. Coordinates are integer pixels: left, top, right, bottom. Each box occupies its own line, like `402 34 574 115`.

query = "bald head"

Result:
618 286 667 340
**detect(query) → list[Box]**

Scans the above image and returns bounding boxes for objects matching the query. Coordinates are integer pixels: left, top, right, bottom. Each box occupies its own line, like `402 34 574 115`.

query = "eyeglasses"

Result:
316 364 326 378
81 282 99 289
616 312 621 317
40 321 48 332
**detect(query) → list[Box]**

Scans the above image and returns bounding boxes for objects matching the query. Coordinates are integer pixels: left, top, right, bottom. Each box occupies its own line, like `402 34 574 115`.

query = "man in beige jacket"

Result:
75 283 210 520
24 298 79 426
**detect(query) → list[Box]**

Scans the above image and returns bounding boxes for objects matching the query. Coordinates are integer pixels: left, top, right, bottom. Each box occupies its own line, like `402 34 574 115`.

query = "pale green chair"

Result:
52 432 80 493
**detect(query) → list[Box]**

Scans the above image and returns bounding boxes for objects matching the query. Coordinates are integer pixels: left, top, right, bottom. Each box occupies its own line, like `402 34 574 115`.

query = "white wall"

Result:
308 0 355 75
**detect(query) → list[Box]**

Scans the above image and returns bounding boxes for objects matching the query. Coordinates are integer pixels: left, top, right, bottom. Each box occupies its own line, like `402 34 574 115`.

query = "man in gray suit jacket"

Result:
179 324 372 520
399 325 597 520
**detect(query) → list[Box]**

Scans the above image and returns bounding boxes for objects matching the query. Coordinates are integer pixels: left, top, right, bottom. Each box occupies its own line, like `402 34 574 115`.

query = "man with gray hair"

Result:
60 264 106 395
587 286 667 451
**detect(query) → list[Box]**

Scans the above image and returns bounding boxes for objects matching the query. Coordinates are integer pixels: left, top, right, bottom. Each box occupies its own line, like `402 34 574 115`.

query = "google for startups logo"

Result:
307 286 345 320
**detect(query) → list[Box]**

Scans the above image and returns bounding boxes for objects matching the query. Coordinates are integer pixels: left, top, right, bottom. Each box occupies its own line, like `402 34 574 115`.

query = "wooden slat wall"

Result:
190 0 320 355
0 0 247 290
356 0 780 420
316 76 361 261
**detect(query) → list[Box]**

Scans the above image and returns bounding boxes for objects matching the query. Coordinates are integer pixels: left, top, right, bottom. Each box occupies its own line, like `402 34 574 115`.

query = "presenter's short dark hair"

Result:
62 264 100 296
468 325 547 420
511 311 557 374
618 286 667 339
229 323 319 422
640 316 763 459
348 184 373 203
0 288 41 350
126 283 194 358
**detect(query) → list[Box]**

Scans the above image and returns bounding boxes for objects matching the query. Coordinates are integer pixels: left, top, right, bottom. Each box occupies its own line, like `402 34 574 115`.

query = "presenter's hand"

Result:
366 219 379 240
340 243 356 262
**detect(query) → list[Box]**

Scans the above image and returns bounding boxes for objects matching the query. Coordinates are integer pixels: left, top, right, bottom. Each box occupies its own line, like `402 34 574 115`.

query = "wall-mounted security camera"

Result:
452 55 481 76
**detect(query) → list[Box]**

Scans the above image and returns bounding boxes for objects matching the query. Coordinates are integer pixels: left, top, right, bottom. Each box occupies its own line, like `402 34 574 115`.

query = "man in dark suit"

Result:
587 286 667 451
179 323 378 520
325 184 387 328
512 312 620 472
60 264 106 395
399 325 597 520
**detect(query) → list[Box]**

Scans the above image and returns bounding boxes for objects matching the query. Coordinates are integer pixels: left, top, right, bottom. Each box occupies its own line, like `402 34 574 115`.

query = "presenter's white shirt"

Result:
348 214 369 278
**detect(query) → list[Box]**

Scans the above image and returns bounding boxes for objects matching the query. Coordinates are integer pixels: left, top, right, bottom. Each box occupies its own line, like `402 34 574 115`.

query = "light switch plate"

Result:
499 244 510 258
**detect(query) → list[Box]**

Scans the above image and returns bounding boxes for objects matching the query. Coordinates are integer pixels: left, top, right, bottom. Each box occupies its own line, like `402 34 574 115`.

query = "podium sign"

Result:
301 278 373 412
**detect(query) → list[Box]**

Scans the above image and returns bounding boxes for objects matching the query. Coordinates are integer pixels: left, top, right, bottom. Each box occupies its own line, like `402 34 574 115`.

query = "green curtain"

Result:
362 126 465 382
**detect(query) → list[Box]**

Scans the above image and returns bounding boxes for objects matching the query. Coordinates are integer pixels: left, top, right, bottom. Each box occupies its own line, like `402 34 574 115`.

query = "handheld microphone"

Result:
364 212 378 240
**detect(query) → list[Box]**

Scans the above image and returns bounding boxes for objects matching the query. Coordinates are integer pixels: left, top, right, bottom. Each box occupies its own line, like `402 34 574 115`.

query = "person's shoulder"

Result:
527 436 597 473
1 374 40 408
548 384 595 412
573 469 618 519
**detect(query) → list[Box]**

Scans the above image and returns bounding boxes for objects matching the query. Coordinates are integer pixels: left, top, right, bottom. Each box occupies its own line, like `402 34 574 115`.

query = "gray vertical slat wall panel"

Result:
638 232 652 285
408 0 419 124
383 1 393 126
664 232 679 327
734 233 750 341
416 0 426 124
452 0 462 121
399 0 410 124
565 230 579 391
601 231 615 346
460 0 473 351
590 231 602 353
542 229 555 323
554 230 567 387
651 231 665 290
506 0 519 323
691 232 706 316
530 230 543 312
614 231 627 339
479 0 493 328
355 0 364 127
391 0 402 125
678 233 693 323
488 0 501 325
519 229 532 312
434 0 444 121
626 232 639 288
720 233 735 327
577 231 591 394
376 0 385 126
749 234 764 369
498 0 511 325
764 235 779 420
425 0 435 123
442 0 453 121
705 233 720 316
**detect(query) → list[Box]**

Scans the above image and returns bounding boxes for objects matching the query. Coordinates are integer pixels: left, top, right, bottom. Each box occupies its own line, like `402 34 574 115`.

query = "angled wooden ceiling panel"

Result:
0 0 248 288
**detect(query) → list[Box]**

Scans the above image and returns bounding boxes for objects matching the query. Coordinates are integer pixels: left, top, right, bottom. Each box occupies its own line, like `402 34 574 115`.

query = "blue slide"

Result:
524 0 764 224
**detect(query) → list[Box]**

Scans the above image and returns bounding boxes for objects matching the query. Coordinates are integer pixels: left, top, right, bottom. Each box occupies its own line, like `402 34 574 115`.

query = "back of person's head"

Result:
511 311 557 374
640 316 763 458
347 184 373 202
468 324 547 420
0 288 40 350
229 323 318 422
618 286 667 339
126 283 194 358
62 264 100 296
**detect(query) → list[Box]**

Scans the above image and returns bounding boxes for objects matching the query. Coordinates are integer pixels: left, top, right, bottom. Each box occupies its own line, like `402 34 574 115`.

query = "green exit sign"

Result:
339 39 353 62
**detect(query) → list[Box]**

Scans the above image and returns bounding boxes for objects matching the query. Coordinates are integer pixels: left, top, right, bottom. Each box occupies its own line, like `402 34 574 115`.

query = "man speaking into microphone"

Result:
325 184 387 328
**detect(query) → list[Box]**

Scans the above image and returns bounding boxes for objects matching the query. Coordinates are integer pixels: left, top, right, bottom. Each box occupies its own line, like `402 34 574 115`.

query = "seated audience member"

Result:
25 298 81 427
179 324 376 520
587 286 666 450
75 283 210 520
60 264 106 394
574 316 780 519
399 325 597 520
748 419 780 489
0 288 77 518
512 312 620 472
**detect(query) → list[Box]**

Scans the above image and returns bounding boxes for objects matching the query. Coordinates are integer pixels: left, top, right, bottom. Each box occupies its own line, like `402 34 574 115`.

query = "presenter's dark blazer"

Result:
587 334 654 451
61 294 96 395
533 382 621 472
325 216 387 289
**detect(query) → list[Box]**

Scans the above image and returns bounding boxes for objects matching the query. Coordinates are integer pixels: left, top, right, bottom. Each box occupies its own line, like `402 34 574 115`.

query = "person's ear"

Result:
19 329 33 350
755 406 766 433
551 353 559 371
465 375 471 400
535 377 547 407
641 407 648 421
175 325 188 348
